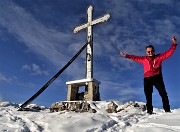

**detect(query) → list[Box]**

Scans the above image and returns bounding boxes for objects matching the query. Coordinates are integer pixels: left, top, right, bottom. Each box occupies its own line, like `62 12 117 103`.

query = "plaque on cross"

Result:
74 5 110 79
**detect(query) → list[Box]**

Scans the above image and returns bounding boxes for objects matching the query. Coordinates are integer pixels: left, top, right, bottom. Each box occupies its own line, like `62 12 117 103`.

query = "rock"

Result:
50 102 66 112
106 101 118 113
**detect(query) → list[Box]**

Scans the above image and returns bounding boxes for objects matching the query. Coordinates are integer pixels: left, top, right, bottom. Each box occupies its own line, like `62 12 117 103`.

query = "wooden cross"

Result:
74 5 110 79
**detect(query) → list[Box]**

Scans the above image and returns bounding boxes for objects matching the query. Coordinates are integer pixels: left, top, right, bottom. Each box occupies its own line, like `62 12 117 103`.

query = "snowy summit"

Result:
0 101 180 132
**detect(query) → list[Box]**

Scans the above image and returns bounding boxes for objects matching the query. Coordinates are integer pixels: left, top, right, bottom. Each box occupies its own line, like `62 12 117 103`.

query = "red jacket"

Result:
125 43 177 78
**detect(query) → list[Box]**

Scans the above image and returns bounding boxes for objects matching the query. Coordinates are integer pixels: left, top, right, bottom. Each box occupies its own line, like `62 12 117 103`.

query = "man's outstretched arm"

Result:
119 51 146 63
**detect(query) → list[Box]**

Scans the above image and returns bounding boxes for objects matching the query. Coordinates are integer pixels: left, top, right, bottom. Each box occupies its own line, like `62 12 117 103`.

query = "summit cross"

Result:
73 5 110 79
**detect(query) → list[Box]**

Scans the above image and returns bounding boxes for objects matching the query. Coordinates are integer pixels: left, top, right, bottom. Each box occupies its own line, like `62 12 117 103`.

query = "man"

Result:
120 36 177 114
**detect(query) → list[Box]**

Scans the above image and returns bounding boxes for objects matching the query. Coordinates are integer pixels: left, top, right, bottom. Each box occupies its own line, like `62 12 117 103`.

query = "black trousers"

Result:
144 74 170 112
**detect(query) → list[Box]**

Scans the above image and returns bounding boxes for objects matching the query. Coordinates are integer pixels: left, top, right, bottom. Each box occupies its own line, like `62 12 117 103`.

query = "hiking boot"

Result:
147 110 153 115
165 110 171 113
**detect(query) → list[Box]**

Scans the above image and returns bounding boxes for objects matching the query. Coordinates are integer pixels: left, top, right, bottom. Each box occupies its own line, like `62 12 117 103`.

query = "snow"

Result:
0 101 180 132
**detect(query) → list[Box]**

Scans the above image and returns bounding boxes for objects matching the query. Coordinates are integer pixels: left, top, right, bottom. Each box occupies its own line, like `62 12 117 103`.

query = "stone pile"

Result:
50 101 96 113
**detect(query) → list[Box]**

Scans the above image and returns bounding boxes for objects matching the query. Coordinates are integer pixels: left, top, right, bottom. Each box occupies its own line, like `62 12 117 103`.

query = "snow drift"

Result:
0 101 180 132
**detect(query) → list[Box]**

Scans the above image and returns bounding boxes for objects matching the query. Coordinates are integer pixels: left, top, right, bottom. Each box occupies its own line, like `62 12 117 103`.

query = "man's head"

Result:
146 45 155 56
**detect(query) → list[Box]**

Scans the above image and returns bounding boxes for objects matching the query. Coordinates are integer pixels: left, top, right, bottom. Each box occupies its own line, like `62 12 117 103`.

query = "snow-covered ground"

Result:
0 101 180 132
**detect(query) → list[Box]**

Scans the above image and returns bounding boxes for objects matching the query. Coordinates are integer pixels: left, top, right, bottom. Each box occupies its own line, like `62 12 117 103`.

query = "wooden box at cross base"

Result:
66 78 100 101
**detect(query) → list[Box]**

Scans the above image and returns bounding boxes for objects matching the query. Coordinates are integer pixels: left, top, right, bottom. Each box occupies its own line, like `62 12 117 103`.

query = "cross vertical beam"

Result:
73 5 110 79
86 5 93 79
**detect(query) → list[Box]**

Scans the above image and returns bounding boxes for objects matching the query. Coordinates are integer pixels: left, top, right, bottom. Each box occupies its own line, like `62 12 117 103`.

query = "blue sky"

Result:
0 0 179 109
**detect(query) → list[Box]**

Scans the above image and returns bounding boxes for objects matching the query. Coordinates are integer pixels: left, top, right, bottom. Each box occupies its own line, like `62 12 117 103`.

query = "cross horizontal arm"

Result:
91 14 110 26
73 13 110 33
73 23 89 33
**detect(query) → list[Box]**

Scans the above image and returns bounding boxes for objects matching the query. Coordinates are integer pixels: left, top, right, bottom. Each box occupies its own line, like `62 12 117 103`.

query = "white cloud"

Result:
0 0 73 65
0 73 13 83
0 71 36 89
0 0 86 80
22 63 49 76
101 79 143 95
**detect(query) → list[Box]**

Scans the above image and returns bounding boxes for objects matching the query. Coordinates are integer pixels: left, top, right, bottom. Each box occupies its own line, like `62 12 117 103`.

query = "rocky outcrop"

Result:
50 101 146 113
106 101 118 113
50 101 96 113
